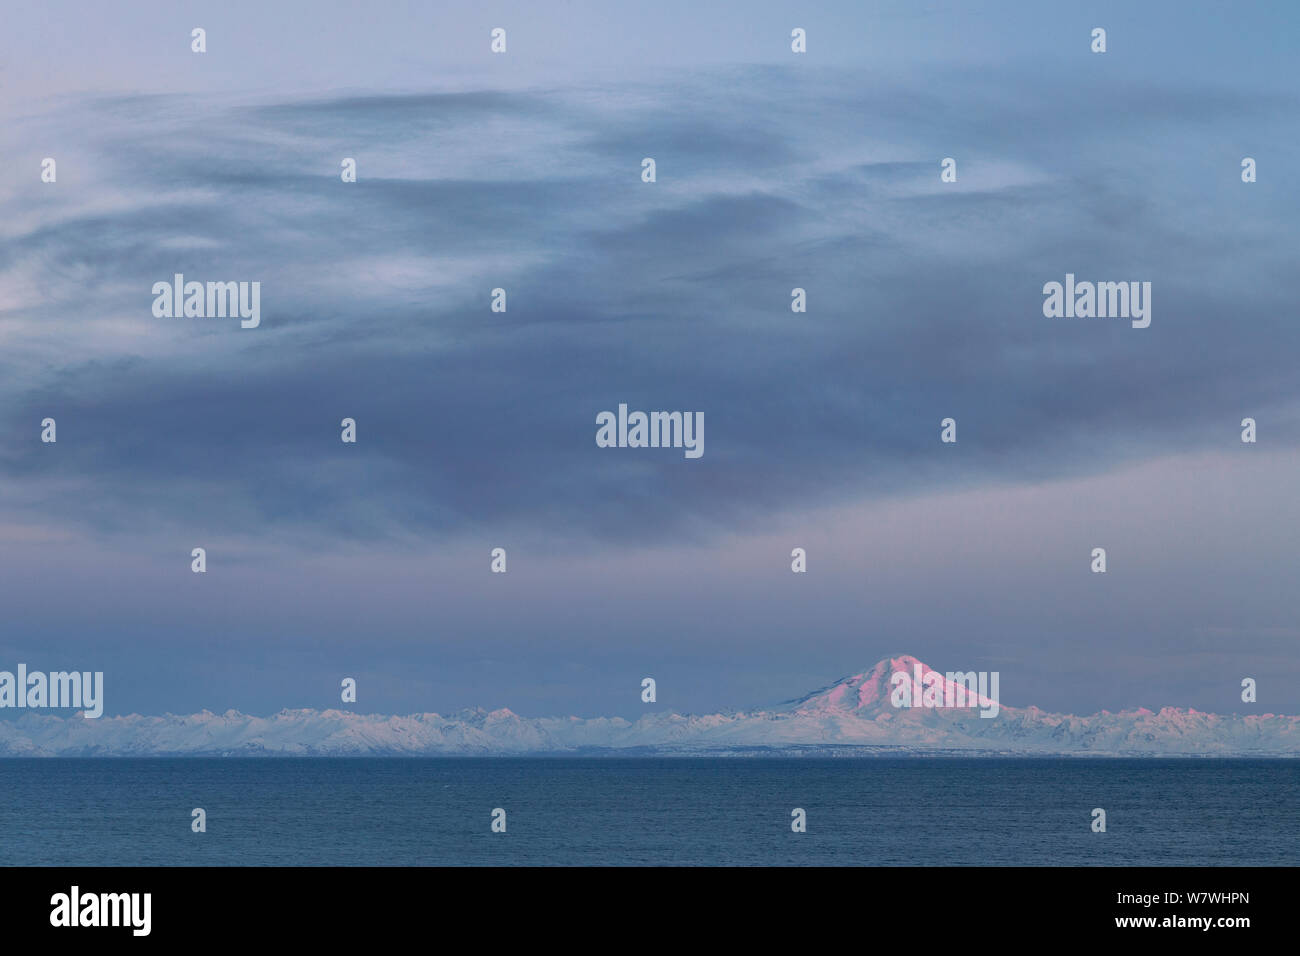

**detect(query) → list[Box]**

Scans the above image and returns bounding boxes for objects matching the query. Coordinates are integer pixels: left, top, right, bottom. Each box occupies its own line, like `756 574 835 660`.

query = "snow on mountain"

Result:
1 656 1296 756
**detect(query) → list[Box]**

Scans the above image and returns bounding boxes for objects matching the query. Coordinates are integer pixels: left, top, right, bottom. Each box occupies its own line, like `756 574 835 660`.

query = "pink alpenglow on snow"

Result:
1 656 1296 756
888 659 1000 717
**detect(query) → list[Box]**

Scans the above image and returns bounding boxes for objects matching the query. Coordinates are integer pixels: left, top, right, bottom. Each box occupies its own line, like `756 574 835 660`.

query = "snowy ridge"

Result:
1 656 1296 756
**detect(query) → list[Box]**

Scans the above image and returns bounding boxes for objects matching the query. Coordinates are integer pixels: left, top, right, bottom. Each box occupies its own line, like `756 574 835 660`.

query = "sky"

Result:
1 1 1298 718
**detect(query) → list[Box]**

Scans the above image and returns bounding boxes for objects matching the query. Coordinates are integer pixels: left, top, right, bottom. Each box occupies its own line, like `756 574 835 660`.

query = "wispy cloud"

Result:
2 68 1296 551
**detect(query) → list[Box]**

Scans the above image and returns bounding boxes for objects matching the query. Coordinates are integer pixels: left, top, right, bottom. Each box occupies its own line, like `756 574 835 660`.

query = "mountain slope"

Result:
1 656 1295 755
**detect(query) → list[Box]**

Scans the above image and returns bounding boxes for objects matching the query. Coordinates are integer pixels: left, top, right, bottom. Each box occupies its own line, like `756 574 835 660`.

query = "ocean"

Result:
0 757 1294 866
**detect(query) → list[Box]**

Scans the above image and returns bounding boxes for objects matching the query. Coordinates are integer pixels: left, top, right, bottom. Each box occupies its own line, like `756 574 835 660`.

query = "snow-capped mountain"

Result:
1 655 1296 756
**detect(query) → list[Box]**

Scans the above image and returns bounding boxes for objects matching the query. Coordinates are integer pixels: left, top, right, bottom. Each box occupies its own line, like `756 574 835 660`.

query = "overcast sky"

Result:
1 1 1298 718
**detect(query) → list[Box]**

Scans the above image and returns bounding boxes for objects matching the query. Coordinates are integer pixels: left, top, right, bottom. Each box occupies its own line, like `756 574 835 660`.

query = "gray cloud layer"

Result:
4 66 1296 551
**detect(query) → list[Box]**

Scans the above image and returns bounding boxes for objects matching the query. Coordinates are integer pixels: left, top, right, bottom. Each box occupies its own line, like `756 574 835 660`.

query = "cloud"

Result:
1 66 1297 551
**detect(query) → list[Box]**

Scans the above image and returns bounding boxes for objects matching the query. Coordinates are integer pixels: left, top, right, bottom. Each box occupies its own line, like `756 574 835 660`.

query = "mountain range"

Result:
1 656 1296 756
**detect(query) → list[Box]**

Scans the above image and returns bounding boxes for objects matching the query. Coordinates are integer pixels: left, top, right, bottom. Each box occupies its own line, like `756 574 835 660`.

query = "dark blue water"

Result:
0 758 1293 866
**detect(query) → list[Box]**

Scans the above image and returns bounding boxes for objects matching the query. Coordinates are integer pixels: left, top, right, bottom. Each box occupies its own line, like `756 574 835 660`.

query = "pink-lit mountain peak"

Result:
783 655 1003 716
